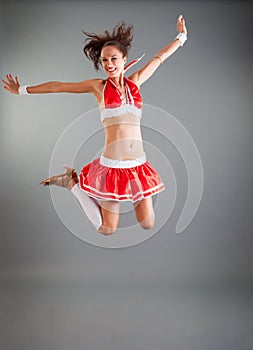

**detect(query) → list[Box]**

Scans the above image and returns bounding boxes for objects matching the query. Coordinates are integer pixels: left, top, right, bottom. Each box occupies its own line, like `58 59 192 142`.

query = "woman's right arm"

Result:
1 74 103 95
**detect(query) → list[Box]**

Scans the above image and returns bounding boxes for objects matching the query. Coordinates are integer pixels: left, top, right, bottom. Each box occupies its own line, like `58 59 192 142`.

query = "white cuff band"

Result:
18 85 28 95
175 32 187 46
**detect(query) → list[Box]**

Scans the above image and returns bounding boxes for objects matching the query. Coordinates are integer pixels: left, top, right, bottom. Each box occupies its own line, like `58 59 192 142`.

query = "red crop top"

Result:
100 77 143 122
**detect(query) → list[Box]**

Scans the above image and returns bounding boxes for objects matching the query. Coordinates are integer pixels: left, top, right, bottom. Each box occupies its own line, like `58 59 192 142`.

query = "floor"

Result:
1 280 252 350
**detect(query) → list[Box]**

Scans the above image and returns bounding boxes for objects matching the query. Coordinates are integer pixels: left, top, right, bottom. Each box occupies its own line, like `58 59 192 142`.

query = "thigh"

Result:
133 197 155 229
100 200 120 229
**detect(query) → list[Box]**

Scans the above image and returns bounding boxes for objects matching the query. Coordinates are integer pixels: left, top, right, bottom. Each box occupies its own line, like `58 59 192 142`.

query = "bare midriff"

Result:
102 113 144 160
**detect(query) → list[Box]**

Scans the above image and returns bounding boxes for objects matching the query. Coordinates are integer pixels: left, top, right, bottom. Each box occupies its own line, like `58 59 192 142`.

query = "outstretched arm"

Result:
1 75 102 95
128 15 187 86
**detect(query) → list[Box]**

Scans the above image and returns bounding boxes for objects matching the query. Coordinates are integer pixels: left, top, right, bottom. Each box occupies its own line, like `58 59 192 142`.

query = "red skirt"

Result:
79 156 165 203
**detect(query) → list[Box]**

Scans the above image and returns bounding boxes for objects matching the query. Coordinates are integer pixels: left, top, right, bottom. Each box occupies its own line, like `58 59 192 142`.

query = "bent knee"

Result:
139 214 155 230
140 221 154 230
98 225 117 235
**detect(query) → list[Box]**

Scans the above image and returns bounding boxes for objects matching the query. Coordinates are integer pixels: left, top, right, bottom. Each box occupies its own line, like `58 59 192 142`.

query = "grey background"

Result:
0 0 253 349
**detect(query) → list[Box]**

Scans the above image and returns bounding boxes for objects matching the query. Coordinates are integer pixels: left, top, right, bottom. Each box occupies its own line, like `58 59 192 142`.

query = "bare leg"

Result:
133 197 155 229
98 201 120 235
40 165 102 230
40 166 121 233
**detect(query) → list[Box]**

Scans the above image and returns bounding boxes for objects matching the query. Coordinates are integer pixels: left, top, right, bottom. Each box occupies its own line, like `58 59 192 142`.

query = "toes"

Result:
40 179 49 185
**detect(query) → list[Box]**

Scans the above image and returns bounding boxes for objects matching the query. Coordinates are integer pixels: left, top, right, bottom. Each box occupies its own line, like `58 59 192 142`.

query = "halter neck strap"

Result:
124 53 145 72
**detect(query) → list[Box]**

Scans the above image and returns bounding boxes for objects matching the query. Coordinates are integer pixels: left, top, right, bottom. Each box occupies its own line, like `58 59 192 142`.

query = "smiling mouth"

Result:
107 67 117 73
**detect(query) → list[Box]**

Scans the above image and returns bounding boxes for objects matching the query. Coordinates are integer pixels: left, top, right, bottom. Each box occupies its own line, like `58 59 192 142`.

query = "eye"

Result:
112 57 117 60
101 58 107 62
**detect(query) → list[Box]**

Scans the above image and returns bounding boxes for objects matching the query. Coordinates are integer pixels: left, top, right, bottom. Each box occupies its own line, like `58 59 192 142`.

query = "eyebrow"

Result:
100 55 118 59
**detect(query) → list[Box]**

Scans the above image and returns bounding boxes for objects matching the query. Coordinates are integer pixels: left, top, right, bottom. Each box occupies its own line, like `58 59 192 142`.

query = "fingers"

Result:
177 15 182 31
177 14 183 24
3 84 9 91
177 14 187 34
2 74 20 93
8 74 19 84
6 74 14 81
1 74 20 95
1 78 10 91
1 76 10 86
2 75 11 86
3 74 19 83
1 79 8 85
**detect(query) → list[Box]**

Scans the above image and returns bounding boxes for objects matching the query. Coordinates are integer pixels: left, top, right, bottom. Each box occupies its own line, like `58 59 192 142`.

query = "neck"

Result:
109 73 124 87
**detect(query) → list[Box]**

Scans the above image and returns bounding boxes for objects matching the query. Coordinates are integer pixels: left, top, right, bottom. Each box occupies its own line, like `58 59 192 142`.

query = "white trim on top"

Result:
100 104 142 122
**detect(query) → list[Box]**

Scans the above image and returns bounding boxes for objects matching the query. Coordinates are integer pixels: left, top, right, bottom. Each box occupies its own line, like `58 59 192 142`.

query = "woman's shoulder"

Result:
91 78 106 87
90 78 107 93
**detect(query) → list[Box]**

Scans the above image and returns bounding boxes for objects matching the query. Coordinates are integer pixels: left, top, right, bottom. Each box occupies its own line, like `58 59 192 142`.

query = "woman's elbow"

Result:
51 81 63 93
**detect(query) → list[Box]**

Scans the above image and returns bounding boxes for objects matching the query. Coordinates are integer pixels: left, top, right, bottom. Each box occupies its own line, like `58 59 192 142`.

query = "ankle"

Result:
67 178 79 191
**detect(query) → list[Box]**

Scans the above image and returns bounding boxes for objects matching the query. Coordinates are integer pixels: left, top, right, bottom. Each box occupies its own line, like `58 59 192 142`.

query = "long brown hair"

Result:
82 21 134 71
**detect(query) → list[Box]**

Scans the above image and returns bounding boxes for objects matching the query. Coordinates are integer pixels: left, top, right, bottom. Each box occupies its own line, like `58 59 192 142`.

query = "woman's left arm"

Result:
128 15 187 86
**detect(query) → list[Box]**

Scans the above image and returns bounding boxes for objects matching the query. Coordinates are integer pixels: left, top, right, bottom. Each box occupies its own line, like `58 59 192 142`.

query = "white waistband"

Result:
100 154 146 168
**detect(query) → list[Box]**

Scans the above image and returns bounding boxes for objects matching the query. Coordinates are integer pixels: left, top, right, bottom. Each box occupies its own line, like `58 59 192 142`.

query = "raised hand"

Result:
2 74 20 94
177 15 187 35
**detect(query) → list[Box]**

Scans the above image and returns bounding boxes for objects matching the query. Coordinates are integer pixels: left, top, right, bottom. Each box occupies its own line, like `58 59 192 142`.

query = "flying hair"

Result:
82 21 134 71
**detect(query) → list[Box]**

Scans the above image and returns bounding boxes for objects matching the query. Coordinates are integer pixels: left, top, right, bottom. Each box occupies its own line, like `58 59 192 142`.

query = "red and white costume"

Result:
79 59 165 203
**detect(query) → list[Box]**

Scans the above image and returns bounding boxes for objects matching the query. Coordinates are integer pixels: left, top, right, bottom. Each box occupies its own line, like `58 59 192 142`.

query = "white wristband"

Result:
175 32 187 46
18 85 28 95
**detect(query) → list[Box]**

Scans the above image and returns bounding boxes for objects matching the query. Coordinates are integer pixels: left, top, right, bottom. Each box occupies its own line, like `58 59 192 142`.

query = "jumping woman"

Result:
2 15 187 235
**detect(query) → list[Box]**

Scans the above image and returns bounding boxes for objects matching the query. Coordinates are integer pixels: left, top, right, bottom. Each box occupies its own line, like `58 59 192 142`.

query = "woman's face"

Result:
100 45 126 77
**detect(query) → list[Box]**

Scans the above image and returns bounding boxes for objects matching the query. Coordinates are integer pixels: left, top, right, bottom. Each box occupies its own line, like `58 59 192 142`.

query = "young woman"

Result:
2 15 187 236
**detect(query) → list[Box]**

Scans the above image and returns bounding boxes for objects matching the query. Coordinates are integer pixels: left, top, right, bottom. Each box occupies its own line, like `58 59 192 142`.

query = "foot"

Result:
40 164 79 190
